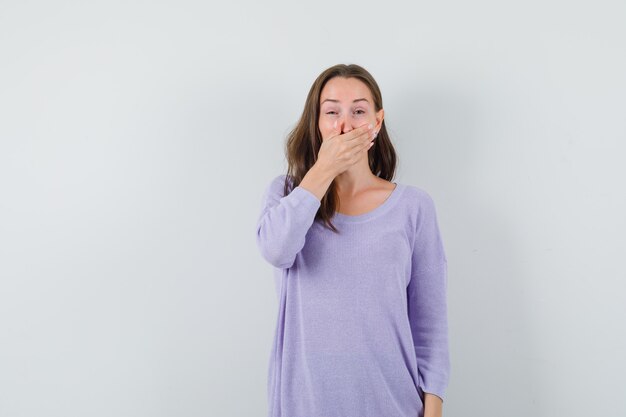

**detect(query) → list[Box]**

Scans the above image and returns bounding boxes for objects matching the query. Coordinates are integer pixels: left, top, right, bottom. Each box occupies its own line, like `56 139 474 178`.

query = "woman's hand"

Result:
423 392 443 417
315 122 375 177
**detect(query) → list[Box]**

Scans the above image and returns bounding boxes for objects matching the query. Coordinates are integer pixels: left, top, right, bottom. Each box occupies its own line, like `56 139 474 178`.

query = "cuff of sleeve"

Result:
286 186 321 216
418 368 448 403
419 386 446 403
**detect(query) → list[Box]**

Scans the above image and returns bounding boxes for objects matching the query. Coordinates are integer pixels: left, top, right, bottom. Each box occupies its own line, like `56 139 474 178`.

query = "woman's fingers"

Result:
346 132 375 161
347 125 375 151
343 123 373 142
319 122 376 172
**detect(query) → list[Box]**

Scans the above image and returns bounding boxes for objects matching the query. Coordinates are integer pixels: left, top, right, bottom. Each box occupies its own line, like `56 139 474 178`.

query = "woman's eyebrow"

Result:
321 98 369 104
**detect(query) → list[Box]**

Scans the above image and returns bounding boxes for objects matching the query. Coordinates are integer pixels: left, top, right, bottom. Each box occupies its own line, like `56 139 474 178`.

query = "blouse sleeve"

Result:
255 175 321 269
406 190 450 402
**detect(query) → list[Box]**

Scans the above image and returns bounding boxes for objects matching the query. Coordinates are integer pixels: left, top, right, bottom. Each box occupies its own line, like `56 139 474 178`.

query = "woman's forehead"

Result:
320 78 372 103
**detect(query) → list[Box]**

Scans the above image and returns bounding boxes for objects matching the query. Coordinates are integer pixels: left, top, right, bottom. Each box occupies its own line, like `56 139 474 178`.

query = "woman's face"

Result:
318 76 384 141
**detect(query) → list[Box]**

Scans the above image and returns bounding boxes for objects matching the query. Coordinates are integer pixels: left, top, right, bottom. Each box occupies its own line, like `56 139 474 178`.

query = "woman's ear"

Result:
375 108 384 132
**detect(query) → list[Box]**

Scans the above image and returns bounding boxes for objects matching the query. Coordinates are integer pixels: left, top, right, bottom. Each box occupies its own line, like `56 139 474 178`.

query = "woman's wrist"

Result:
299 163 336 201
423 392 443 417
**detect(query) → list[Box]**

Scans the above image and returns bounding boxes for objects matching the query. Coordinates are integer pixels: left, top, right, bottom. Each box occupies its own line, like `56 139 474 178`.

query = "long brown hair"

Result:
283 63 397 233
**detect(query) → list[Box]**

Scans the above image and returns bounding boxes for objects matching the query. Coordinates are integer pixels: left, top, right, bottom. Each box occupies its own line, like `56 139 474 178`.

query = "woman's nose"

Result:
339 115 354 133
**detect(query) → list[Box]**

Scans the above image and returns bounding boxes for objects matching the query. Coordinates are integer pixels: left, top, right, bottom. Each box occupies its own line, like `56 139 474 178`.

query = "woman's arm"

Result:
298 163 336 201
407 190 450 406
255 166 333 269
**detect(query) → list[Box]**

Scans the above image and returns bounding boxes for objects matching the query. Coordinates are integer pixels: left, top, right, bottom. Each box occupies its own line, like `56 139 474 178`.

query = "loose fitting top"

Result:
255 174 450 417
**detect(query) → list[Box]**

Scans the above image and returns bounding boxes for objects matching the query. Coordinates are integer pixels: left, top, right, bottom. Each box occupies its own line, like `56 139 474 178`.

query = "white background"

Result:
1 1 625 416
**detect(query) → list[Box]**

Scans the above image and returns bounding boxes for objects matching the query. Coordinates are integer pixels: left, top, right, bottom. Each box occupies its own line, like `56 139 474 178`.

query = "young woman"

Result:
255 64 450 417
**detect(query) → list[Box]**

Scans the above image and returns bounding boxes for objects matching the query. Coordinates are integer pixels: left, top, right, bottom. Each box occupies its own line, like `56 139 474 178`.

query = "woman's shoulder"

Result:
399 182 437 206
396 182 442 224
263 173 296 198
270 173 295 185
393 183 444 243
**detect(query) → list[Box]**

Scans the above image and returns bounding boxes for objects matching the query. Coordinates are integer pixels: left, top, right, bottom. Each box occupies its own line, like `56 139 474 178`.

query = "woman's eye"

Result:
326 111 337 115
354 109 365 115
